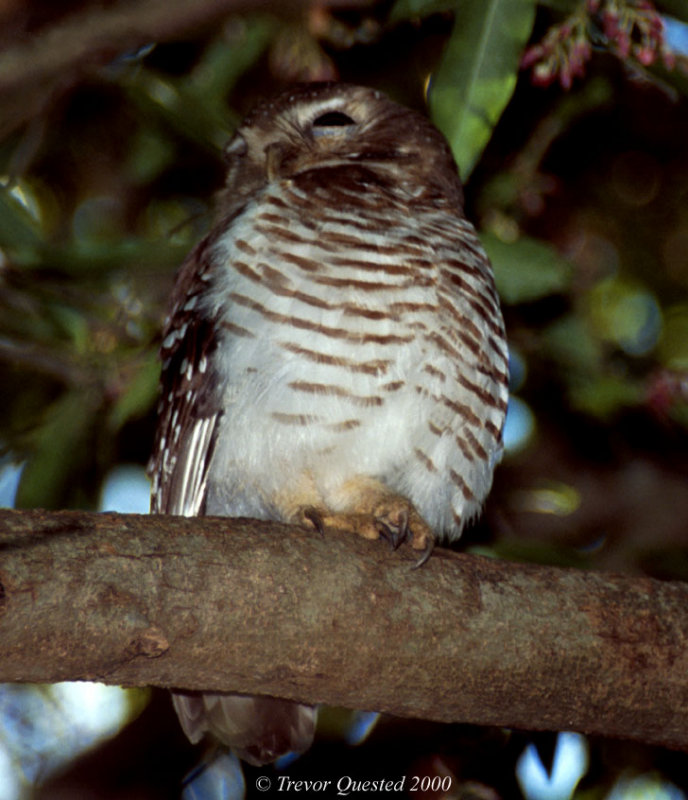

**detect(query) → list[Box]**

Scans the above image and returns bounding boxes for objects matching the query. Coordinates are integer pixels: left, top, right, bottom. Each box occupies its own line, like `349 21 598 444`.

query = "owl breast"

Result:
201 164 508 539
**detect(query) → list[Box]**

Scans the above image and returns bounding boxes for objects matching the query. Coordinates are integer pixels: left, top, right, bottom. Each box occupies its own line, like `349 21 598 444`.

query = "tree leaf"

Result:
122 16 275 153
15 389 101 509
429 0 537 178
482 233 572 304
570 374 643 420
0 185 44 259
108 351 160 432
388 0 455 22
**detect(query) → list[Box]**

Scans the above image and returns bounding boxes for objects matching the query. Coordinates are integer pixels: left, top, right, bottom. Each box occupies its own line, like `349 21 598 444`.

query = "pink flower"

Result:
634 44 655 65
521 44 545 69
532 61 556 87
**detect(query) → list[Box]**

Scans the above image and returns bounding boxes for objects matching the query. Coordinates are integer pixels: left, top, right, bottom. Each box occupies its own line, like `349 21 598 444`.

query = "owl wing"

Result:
148 234 223 516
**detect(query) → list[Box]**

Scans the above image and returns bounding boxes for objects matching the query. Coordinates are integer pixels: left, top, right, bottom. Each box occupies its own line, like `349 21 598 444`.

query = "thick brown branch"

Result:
1 507 688 749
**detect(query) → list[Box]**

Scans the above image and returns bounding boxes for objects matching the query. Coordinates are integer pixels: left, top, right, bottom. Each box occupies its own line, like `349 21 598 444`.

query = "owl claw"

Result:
293 496 435 567
411 535 435 570
301 506 325 536
372 503 437 568
375 508 409 551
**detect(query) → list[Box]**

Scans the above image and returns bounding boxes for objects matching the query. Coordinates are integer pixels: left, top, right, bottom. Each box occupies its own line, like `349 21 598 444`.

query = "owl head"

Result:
219 83 463 215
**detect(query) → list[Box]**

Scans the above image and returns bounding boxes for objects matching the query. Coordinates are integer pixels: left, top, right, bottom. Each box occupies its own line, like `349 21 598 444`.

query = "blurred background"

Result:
1 0 688 797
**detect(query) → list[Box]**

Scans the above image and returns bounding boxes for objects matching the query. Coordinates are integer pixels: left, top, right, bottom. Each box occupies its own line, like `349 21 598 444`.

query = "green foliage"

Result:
428 0 537 178
14 389 101 509
542 314 603 374
122 16 275 153
0 14 280 510
0 185 45 262
388 0 455 21
659 305 688 369
483 233 572 304
107 353 161 435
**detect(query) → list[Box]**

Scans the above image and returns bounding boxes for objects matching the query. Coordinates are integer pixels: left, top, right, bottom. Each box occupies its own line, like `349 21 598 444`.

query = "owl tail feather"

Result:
173 691 317 766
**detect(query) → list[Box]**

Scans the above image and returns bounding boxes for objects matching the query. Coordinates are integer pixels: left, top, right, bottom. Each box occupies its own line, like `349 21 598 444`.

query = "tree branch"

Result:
0 0 375 97
0 0 286 97
2 507 688 749
0 0 372 139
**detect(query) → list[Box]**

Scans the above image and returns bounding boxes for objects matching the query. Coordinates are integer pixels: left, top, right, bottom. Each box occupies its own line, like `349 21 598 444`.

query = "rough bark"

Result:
1 507 688 750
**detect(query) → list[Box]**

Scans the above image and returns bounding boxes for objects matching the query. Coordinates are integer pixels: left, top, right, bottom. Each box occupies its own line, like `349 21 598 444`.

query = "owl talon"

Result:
375 509 409 550
411 535 435 570
290 484 436 565
302 506 325 536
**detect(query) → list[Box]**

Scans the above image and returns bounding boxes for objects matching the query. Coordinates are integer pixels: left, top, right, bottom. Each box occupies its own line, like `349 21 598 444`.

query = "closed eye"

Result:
312 111 356 126
312 111 356 130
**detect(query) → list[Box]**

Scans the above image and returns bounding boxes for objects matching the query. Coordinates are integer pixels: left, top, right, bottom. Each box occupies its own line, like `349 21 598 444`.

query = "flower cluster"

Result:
521 0 676 89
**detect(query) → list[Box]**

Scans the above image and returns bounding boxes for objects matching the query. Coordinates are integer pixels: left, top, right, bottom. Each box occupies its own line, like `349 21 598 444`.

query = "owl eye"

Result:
311 111 356 134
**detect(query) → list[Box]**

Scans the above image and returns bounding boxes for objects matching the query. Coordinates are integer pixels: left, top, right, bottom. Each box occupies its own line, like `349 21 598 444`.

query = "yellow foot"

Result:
368 500 435 569
295 493 436 569
293 506 380 540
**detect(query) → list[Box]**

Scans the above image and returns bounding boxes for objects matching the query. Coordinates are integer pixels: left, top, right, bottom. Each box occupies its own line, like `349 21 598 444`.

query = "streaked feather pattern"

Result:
149 82 508 765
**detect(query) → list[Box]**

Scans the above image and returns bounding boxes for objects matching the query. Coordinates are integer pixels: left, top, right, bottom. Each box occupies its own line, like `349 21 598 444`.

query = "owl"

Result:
149 82 509 765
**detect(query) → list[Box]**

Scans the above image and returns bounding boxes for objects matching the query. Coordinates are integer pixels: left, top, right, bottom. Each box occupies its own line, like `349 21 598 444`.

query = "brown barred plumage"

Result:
149 82 509 766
